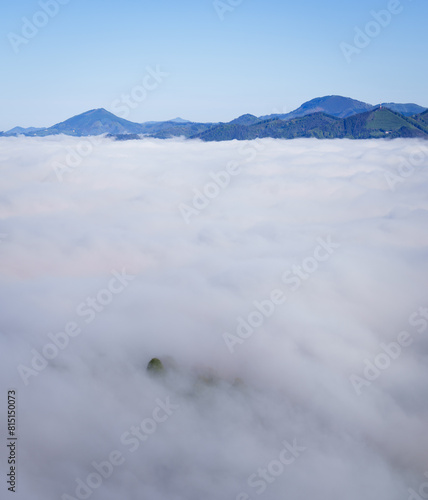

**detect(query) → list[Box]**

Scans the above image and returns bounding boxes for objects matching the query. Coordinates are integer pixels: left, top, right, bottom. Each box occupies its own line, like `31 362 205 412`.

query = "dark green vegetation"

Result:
147 358 165 375
193 108 428 141
412 109 428 129
2 96 427 141
342 108 428 139
106 133 141 141
147 122 213 138
195 113 345 141
145 356 245 395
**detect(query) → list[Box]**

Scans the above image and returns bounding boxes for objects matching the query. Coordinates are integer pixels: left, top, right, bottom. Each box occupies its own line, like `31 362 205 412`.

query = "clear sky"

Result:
1 0 427 130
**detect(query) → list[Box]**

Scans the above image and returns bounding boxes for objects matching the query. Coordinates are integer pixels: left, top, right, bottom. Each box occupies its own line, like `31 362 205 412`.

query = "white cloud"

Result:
0 136 427 500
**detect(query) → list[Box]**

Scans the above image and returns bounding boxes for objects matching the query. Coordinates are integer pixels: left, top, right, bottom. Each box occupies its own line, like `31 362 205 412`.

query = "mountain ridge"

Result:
2 96 427 140
192 108 428 141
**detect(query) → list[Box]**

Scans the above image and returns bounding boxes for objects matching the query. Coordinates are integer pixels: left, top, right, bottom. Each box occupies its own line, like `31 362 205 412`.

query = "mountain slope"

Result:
255 113 345 139
194 113 345 141
191 123 257 141
344 108 427 139
412 109 428 131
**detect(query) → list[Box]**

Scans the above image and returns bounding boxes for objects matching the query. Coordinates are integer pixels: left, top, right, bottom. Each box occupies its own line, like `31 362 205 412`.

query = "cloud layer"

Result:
0 136 428 500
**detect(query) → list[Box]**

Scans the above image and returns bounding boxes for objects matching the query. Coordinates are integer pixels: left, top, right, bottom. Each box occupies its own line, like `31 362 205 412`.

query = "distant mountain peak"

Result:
168 117 190 123
258 95 374 121
32 107 147 136
288 95 374 119
78 108 113 117
229 114 260 126
379 102 427 116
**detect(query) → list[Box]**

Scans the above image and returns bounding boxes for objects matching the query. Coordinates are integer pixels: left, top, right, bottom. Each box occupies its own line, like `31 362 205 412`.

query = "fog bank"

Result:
0 136 427 500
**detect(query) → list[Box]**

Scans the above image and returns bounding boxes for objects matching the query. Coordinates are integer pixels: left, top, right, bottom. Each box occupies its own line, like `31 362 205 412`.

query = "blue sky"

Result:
1 0 427 130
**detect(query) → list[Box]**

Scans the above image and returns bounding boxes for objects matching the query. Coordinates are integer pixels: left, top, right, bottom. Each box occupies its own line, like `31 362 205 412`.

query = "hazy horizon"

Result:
3 94 428 132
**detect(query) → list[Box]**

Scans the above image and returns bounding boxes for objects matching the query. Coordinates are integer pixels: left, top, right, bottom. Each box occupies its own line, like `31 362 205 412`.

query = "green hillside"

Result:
411 110 428 132
366 108 413 130
193 123 258 141
256 113 345 139
194 113 345 141
191 108 428 142
344 108 427 139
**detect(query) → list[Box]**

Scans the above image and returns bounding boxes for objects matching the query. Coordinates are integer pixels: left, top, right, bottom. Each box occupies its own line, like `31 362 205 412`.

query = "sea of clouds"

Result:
0 135 427 500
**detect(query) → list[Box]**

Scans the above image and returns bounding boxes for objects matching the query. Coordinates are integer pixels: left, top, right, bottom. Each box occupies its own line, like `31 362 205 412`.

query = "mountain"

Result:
35 108 146 136
6 126 44 135
380 103 427 116
228 114 261 126
259 95 374 121
168 117 191 123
